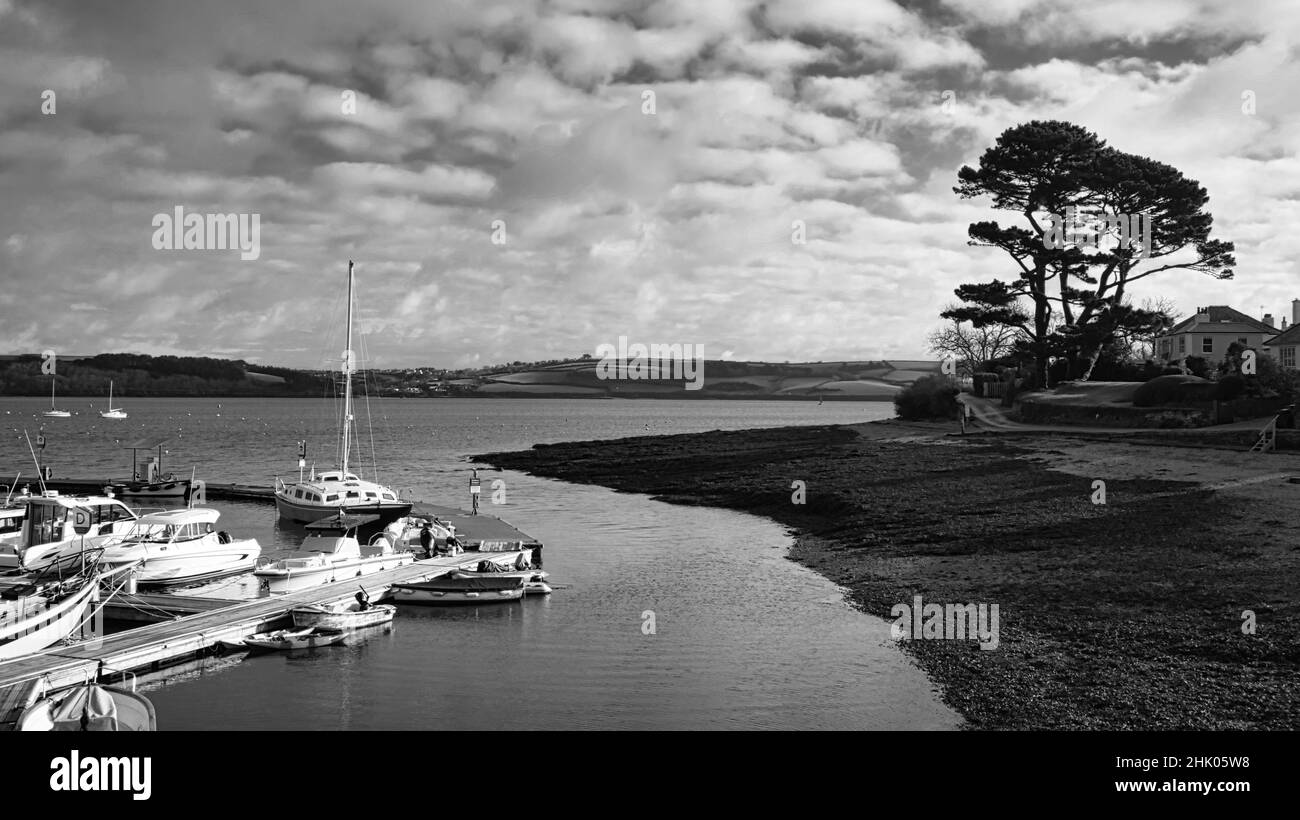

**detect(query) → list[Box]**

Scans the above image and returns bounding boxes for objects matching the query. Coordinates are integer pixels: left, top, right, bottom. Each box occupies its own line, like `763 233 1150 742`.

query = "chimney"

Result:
1194 308 1210 323
1294 299 1300 326
1264 313 1276 328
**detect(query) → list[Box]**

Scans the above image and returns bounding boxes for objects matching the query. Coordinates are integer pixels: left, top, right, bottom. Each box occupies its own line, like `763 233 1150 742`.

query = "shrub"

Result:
894 375 960 421
1184 356 1210 378
1139 360 1165 381
1212 374 1246 401
1133 375 1217 407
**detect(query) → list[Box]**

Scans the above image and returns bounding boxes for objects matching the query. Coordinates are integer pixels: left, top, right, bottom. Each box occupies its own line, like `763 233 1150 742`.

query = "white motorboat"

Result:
291 599 396 630
18 680 155 731
99 381 128 419
370 514 458 555
275 261 411 525
254 517 414 592
43 377 70 418
0 557 128 661
0 493 139 571
390 574 527 605
96 507 261 586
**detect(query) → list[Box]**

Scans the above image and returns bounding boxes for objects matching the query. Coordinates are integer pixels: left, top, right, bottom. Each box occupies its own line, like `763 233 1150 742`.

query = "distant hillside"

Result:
0 353 329 397
456 358 942 400
0 353 942 400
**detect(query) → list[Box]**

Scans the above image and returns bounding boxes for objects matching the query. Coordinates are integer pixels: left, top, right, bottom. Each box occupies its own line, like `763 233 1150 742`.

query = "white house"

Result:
1263 300 1300 371
1154 305 1280 366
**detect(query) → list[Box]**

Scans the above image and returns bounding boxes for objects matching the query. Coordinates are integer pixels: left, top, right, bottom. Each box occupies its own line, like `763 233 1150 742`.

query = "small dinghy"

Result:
240 626 346 651
291 600 396 630
18 681 156 731
390 574 526 605
525 580 553 596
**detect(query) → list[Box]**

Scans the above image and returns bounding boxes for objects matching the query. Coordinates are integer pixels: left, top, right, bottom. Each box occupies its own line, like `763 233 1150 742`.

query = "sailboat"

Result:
100 381 128 419
274 261 412 524
43 377 70 418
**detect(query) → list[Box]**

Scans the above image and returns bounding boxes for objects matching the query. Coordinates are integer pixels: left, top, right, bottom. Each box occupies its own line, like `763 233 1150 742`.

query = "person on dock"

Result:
419 523 434 558
440 535 463 557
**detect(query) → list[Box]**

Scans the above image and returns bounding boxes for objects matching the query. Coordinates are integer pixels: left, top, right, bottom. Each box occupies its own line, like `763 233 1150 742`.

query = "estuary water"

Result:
0 397 959 730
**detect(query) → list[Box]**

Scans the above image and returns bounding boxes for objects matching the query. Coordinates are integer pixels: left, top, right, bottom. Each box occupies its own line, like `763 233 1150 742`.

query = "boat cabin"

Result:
318 471 359 483
20 495 137 548
0 507 24 540
115 509 219 545
287 472 401 507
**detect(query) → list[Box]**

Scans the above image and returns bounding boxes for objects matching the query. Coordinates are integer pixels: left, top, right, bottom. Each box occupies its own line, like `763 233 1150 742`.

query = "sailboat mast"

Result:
341 261 355 475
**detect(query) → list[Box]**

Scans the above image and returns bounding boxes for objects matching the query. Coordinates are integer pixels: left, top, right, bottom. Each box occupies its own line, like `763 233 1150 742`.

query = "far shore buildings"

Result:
1155 301 1300 370
1266 316 1300 371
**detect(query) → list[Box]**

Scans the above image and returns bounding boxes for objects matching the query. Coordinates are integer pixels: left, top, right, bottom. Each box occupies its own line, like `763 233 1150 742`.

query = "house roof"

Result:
1265 324 1300 347
1164 306 1279 336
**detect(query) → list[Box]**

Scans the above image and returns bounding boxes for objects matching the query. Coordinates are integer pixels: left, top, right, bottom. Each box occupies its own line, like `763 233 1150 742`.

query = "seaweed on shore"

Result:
478 423 1300 730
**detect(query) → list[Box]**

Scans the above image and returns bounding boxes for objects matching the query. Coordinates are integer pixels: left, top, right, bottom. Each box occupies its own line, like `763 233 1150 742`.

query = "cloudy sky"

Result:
1 0 1298 370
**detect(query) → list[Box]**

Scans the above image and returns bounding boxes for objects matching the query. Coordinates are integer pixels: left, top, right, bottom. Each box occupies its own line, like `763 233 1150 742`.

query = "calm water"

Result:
0 397 959 730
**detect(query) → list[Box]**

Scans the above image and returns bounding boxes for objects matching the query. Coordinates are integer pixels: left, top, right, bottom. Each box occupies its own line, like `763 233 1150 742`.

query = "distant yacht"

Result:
43 377 70 418
99 381 127 419
274 261 412 524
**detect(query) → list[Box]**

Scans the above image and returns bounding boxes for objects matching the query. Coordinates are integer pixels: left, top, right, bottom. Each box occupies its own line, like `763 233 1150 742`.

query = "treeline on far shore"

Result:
0 353 331 397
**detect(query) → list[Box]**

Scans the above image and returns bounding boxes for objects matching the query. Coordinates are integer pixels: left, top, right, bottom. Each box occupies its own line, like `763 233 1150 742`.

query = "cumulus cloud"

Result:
0 0 1293 368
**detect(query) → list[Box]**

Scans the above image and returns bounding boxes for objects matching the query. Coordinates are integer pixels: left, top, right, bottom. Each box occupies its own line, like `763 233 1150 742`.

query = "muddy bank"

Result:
477 422 1300 729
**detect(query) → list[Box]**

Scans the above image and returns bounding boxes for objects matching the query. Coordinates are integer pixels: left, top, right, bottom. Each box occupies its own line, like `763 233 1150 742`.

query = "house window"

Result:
1202 337 1213 354
1283 347 1297 369
1178 337 1186 354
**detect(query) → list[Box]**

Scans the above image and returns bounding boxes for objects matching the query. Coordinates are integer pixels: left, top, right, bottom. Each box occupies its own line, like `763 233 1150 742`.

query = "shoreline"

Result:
478 419 1300 729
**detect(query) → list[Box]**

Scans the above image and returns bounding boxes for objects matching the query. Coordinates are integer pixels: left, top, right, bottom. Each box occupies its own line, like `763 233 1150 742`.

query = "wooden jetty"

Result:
104 593 244 623
0 476 301 503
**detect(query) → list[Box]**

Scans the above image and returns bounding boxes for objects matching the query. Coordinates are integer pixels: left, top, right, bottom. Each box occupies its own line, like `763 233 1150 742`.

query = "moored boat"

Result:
108 438 192 501
96 507 261 586
450 553 550 594
18 681 155 731
99 380 128 419
373 515 458 556
274 262 411 525
43 377 70 418
390 574 527 605
253 515 414 592
0 555 129 661
290 599 396 630
0 493 139 571
451 567 551 594
242 626 346 651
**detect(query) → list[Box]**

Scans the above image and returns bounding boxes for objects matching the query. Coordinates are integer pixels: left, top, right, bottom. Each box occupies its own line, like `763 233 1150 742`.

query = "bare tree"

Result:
927 306 1022 377
1113 297 1181 361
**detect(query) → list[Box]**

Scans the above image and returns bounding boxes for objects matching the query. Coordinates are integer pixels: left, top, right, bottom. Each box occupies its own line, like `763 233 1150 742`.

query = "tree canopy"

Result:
946 120 1235 384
